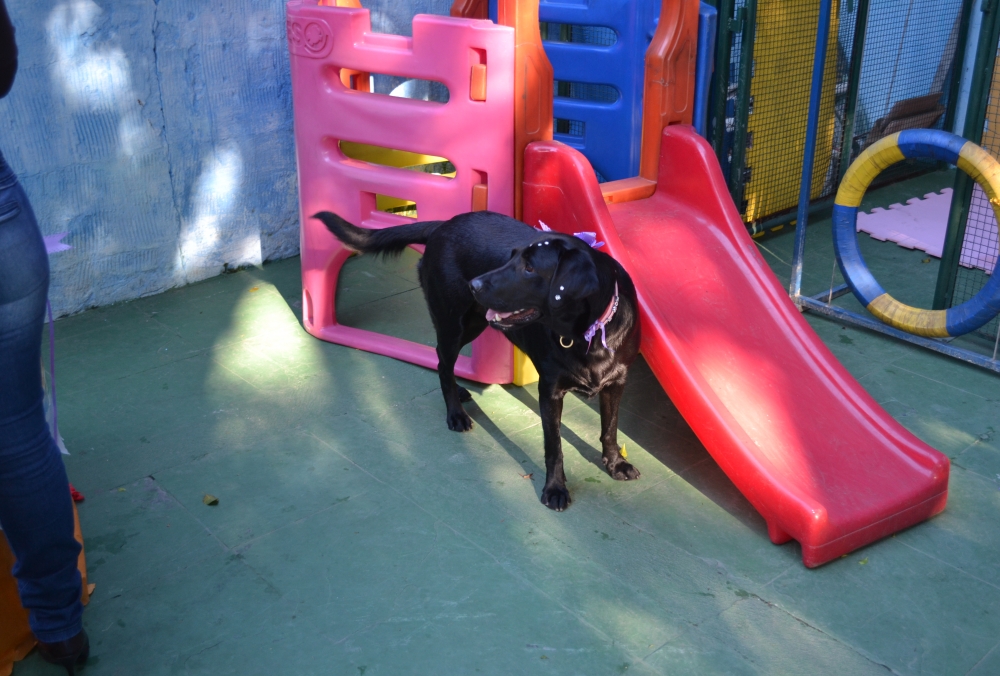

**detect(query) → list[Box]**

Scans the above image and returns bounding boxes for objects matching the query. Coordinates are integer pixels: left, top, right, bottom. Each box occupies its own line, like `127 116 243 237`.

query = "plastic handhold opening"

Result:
472 170 488 211
554 118 585 137
554 80 619 104
338 141 457 179
384 76 450 103
321 64 450 103
472 184 488 211
470 64 487 101
321 64 372 93
539 22 617 47
469 48 487 101
376 195 418 219
344 70 372 92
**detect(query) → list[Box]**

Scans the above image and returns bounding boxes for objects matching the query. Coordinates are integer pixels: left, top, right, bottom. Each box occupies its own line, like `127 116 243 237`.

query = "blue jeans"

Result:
0 149 83 643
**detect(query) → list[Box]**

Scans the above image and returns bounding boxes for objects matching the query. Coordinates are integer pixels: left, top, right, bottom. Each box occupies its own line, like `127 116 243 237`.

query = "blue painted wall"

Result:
0 0 450 317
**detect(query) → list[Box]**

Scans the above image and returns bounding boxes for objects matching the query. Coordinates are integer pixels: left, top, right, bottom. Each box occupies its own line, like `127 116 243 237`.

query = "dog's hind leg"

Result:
599 380 640 481
538 381 570 511
434 311 477 432
455 310 488 404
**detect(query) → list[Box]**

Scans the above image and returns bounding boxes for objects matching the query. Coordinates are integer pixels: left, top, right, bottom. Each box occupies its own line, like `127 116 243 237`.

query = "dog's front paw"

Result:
446 407 474 432
540 484 571 511
605 458 640 481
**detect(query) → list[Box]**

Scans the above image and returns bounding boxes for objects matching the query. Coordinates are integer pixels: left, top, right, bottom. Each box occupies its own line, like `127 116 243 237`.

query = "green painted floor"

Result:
14 177 1000 675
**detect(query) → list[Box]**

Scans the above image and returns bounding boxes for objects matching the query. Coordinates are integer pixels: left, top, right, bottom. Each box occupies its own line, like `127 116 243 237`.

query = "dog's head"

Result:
469 233 600 334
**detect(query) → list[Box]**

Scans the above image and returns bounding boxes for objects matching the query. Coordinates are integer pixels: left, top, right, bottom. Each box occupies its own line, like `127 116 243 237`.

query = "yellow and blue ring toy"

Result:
833 129 1000 337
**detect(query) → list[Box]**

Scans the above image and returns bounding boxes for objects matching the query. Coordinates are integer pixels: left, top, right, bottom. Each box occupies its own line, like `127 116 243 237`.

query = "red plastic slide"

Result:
523 126 949 567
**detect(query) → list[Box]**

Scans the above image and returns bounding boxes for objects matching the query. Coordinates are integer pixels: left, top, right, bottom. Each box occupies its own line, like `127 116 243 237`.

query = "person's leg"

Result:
0 153 83 644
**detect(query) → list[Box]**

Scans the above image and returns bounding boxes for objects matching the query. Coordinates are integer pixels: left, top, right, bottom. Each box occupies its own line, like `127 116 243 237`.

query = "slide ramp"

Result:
523 126 949 567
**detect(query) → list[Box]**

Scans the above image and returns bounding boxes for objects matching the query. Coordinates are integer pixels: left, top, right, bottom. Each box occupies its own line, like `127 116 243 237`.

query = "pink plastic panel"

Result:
287 1 516 383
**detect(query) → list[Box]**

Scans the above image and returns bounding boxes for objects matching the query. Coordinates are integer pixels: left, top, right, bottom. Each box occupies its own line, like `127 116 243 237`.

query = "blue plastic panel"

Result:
536 0 658 182
488 0 708 179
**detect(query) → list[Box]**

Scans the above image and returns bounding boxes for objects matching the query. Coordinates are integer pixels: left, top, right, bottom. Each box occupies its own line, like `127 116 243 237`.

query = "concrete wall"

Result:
0 0 450 317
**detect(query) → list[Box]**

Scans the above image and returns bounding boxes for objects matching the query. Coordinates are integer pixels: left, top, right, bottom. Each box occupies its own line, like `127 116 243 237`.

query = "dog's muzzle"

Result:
485 307 540 328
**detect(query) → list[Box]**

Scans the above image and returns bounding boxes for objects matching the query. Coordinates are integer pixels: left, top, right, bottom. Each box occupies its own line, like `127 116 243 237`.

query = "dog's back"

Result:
421 212 539 281
315 210 538 279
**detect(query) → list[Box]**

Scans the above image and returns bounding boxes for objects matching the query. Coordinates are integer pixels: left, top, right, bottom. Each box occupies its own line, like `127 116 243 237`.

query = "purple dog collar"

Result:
584 282 619 354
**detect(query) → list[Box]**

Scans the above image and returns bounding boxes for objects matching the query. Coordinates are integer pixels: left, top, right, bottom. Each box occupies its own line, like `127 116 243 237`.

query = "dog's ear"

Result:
549 244 599 307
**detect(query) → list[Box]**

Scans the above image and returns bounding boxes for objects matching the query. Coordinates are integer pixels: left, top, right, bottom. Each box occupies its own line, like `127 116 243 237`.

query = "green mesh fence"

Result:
717 0 966 230
950 37 1000 342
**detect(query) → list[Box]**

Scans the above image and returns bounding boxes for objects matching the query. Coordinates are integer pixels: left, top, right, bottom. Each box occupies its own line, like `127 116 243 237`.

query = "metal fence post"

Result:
836 0 871 186
942 0 978 134
727 0 757 209
932 0 1000 310
710 0 736 160
789 0 834 300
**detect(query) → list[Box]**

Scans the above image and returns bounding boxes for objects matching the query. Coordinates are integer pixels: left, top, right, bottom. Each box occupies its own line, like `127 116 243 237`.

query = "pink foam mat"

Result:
855 188 952 258
855 187 996 274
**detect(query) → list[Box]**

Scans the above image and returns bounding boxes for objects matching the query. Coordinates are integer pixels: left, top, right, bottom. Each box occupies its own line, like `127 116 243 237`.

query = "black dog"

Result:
314 211 641 510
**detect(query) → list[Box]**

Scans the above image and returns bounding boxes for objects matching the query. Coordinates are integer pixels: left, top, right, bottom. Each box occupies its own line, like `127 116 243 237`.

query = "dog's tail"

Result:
313 211 443 258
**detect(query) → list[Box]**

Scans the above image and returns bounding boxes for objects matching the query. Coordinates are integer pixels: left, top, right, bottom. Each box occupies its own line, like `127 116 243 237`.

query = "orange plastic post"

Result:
450 0 489 19
639 0 699 181
322 0 372 92
496 0 553 219
0 537 32 676
450 0 553 217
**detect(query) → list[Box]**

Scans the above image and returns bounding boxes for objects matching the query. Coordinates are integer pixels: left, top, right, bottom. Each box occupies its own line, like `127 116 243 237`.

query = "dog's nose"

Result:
469 278 484 293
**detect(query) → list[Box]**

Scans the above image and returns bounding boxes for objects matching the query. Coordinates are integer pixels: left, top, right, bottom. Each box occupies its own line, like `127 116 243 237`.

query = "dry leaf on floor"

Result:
521 473 533 480
203 494 219 506
87 583 96 595
859 557 868 565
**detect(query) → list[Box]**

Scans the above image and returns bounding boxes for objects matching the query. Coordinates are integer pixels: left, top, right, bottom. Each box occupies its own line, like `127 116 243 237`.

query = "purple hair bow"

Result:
537 221 605 249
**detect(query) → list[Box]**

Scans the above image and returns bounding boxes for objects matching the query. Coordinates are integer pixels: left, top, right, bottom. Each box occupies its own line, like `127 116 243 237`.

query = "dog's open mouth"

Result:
486 307 540 327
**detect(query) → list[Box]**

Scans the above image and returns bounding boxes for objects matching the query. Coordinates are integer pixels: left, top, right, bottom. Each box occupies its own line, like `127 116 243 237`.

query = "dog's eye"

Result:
524 264 534 274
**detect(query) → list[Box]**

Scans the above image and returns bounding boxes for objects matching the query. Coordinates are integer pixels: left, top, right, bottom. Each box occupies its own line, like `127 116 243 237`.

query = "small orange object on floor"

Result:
0 501 89 676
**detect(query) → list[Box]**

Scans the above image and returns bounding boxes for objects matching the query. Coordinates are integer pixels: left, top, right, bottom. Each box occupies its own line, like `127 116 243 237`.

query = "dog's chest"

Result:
560 356 620 398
